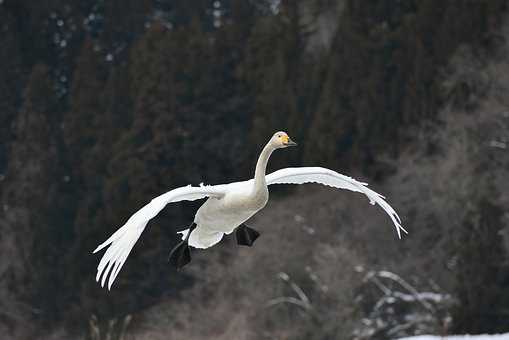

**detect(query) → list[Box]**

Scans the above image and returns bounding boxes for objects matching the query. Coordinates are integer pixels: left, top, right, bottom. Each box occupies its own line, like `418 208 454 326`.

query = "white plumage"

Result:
94 132 407 290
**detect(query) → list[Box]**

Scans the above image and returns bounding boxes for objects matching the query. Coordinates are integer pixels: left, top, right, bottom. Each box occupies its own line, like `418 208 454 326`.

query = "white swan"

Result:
94 131 407 289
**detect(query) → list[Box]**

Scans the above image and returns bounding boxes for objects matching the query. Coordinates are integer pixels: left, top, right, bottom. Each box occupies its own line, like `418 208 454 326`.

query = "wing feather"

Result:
93 185 226 290
266 167 407 238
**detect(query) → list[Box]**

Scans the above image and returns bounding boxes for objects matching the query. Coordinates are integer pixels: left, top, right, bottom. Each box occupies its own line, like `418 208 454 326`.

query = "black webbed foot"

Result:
236 224 260 247
169 223 196 270
168 241 191 270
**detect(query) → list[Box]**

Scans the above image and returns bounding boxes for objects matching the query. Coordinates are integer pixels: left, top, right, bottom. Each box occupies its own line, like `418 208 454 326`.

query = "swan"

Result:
94 131 407 289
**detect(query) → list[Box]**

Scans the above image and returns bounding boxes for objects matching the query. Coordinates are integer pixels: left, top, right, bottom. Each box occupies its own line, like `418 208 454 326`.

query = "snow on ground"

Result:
399 334 509 340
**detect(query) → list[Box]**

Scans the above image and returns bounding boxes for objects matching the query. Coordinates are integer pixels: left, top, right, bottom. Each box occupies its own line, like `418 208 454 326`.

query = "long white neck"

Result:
253 141 274 195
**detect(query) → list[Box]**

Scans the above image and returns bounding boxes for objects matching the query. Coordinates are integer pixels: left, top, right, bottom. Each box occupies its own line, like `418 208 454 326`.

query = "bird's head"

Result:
270 131 297 149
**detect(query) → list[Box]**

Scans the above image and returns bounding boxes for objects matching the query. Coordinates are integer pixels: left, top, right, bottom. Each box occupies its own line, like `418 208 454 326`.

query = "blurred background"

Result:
1 0 509 339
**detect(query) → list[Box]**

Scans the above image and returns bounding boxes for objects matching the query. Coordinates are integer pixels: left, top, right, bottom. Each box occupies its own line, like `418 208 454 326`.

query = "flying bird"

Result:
94 132 407 289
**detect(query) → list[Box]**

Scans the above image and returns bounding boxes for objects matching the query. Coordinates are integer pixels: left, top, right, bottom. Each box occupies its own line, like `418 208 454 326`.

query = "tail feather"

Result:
177 228 190 240
178 227 223 249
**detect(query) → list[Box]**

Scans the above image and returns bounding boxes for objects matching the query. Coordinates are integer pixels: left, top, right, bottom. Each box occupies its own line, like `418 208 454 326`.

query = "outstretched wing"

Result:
93 184 227 290
266 167 407 238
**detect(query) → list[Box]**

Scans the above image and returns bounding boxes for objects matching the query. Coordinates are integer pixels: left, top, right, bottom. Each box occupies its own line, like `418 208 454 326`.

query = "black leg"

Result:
169 222 196 270
235 224 260 247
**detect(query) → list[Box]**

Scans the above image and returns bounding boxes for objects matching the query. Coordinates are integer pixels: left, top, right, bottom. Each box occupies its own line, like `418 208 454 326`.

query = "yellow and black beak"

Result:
284 137 297 147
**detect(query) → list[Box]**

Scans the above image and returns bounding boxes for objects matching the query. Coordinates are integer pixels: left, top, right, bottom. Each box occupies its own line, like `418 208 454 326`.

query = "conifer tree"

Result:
0 64 65 333
305 0 506 172
452 196 508 333
243 3 305 170
0 10 26 176
64 38 107 172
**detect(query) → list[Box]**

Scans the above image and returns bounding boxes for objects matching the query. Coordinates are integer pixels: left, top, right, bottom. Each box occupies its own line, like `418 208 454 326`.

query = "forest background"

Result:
1 1 509 339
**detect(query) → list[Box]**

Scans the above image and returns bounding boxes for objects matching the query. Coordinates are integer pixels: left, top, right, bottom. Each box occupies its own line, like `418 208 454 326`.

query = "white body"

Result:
186 180 268 248
94 132 407 290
